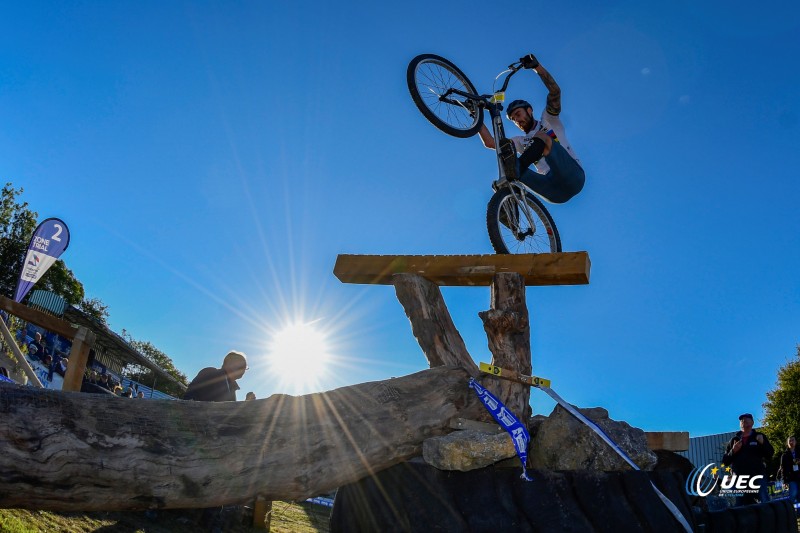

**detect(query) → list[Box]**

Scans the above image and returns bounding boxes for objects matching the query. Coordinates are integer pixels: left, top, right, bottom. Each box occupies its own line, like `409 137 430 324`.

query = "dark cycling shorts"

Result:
517 141 585 204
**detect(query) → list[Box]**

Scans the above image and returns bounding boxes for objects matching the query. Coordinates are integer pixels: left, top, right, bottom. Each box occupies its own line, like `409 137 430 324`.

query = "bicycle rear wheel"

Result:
486 186 562 254
407 54 483 138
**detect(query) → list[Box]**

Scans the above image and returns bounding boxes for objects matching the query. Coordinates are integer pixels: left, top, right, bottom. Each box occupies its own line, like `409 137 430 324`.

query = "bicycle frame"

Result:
439 62 541 239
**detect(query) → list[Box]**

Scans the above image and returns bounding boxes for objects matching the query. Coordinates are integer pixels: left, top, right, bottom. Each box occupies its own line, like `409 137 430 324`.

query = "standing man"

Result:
780 436 800 505
183 350 248 402
478 53 585 204
182 351 249 531
722 413 774 505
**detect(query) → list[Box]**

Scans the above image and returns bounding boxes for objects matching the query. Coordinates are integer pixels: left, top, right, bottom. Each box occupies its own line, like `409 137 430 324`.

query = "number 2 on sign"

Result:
51 224 62 242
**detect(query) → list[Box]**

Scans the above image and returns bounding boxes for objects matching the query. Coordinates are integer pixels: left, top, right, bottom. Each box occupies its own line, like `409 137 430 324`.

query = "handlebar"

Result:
439 61 525 110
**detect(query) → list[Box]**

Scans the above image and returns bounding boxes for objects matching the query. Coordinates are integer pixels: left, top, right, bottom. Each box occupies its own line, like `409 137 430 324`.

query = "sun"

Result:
267 321 332 392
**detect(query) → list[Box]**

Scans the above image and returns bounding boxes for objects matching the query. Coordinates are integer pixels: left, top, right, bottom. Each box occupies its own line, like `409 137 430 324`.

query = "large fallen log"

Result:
0 366 481 511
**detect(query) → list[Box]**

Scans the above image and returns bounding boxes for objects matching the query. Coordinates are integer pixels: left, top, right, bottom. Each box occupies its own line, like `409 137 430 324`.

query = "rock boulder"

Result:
528 404 657 471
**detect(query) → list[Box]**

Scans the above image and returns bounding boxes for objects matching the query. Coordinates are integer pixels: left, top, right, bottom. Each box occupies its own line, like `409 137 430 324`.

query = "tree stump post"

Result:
393 274 479 376
479 273 532 420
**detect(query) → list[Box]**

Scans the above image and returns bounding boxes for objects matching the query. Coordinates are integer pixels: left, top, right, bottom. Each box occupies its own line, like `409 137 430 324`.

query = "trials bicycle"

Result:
407 54 561 254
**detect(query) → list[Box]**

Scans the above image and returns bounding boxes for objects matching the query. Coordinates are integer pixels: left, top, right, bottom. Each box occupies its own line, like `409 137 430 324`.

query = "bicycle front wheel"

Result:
407 54 483 138
487 186 562 254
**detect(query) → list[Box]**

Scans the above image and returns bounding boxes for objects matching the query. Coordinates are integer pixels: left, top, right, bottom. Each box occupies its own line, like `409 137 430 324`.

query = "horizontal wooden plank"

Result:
645 431 690 451
333 252 590 286
0 295 79 339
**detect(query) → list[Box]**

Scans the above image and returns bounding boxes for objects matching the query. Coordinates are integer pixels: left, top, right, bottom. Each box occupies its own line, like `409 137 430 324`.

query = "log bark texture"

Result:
479 273 532 420
0 366 481 511
393 274 479 376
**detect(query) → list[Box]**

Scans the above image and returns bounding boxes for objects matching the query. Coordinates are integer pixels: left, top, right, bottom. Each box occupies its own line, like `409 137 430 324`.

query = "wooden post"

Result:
253 496 272 530
62 326 95 392
479 273 532 420
393 274 479 376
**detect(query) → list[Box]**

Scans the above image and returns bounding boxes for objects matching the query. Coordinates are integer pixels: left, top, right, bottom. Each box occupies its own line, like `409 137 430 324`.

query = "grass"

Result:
0 501 331 533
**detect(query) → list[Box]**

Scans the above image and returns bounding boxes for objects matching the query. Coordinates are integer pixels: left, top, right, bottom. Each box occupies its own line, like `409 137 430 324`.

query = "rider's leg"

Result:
519 133 553 170
541 141 585 202
517 140 584 204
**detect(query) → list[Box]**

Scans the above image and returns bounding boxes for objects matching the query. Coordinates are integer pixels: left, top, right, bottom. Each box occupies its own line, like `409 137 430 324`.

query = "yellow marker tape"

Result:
479 362 551 388
489 92 505 104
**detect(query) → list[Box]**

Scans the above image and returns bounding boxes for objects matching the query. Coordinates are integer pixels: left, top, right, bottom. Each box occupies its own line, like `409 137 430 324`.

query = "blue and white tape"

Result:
468 378 532 481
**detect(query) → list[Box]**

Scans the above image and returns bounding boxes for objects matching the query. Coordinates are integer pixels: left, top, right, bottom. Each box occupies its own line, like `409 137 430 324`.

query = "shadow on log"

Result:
0 366 482 511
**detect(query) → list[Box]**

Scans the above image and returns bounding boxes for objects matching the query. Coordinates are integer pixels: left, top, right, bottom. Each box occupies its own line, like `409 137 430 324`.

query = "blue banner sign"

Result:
14 218 71 303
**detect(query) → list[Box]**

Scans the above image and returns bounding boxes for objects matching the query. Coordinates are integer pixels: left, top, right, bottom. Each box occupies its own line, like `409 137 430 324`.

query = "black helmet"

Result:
506 99 532 119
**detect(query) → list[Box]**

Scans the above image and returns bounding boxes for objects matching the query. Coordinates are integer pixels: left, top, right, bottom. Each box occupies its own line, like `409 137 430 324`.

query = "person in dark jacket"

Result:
183 350 248 402
780 436 800 504
181 350 249 530
722 413 774 505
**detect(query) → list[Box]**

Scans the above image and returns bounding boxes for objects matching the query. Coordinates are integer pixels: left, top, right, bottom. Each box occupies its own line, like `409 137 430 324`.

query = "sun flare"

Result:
267 321 331 392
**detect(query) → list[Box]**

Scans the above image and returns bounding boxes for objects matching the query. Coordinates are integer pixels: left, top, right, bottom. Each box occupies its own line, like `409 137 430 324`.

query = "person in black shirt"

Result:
722 413 774 505
183 351 248 402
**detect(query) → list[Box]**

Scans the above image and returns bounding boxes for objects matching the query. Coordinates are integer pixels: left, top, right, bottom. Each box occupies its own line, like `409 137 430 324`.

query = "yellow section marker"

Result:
479 362 551 388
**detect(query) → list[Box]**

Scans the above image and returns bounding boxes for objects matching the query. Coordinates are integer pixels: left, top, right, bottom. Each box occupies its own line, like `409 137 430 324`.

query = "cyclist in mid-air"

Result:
477 53 585 204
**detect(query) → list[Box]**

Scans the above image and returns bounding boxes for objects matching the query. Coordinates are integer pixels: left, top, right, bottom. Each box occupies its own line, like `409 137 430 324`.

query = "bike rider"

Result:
477 54 585 204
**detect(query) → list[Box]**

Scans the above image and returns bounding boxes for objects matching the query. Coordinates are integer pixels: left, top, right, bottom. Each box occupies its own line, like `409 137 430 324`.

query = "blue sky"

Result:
1 1 798 437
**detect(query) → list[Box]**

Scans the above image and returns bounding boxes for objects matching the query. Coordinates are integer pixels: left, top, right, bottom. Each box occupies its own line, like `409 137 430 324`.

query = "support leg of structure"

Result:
393 273 479 376
479 273 532 420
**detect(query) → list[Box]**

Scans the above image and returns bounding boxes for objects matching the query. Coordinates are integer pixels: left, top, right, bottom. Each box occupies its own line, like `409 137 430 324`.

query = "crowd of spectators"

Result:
81 369 148 398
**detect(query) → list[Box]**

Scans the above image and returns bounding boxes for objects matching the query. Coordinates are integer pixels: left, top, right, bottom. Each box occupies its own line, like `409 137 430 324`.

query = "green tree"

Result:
0 183 111 323
77 297 110 325
0 183 38 298
121 330 188 398
762 346 800 459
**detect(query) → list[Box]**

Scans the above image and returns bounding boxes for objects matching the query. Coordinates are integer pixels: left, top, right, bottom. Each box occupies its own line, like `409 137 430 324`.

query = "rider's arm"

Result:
534 65 561 116
478 124 496 149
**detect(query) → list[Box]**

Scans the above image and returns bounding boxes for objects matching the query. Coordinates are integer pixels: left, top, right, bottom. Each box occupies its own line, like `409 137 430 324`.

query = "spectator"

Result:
29 332 44 360
183 351 248 402
98 373 111 390
137 391 145 399
722 413 774 505
54 357 68 378
245 391 256 401
780 436 800 505
181 351 249 530
113 385 123 395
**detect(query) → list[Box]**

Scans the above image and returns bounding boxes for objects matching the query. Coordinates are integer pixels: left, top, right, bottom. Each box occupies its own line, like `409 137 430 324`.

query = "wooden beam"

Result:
0 295 79 339
334 252 590 286
645 432 690 452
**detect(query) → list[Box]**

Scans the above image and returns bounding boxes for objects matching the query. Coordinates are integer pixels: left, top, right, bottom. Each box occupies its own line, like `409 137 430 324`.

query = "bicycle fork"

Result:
505 184 536 240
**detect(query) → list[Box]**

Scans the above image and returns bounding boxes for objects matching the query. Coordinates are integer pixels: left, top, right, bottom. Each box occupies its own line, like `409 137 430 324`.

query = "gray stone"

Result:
423 429 516 471
528 404 657 471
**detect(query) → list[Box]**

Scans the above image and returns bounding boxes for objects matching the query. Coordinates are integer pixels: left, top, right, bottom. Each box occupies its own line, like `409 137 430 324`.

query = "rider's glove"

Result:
520 54 540 70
